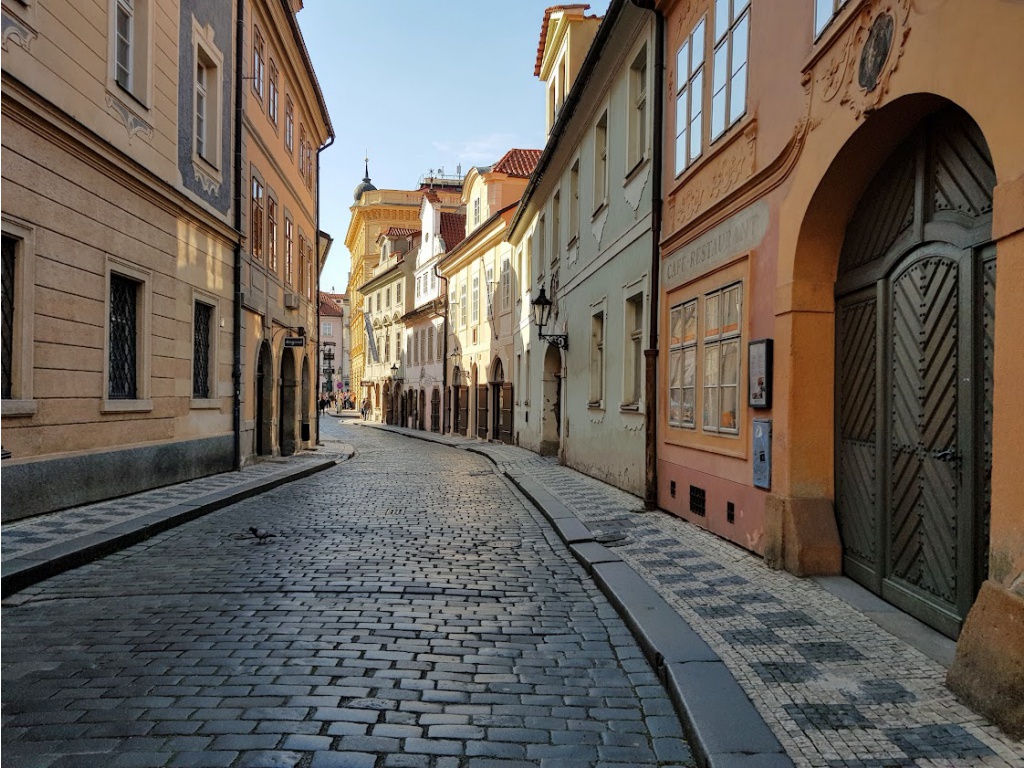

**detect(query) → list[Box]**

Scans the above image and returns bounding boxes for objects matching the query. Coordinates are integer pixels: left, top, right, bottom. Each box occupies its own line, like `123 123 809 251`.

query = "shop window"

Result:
668 300 698 428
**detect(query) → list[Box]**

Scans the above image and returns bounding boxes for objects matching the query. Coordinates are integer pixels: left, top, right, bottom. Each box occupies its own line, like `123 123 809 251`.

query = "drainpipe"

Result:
231 0 245 470
315 135 335 447
631 0 664 509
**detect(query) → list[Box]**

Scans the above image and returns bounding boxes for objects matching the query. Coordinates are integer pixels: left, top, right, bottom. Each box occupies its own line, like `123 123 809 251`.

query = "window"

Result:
195 57 208 159
420 327 427 364
668 300 698 428
1 235 18 401
109 273 140 400
267 197 278 272
624 292 644 407
112 0 150 103
416 276 422 298
298 234 305 293
594 111 608 210
268 60 278 124
193 301 213 399
299 125 307 182
395 281 401 304
384 330 390 362
460 282 468 329
569 159 580 243
702 283 742 432
115 0 134 91
306 241 313 299
815 0 850 37
285 96 294 153
589 310 605 406
668 283 742 433
251 174 264 261
305 141 314 191
710 0 750 141
472 274 480 324
375 292 380 313
284 216 294 285
473 197 481 226
500 258 511 311
537 215 546 278
675 18 706 175
428 326 435 363
628 46 649 170
552 192 561 264
324 322 333 337
252 24 265 100
435 323 442 361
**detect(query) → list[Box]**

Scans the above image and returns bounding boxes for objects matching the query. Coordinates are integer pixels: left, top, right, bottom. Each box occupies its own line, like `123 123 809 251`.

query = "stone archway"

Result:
278 348 298 456
540 345 562 456
255 341 273 456
300 354 312 447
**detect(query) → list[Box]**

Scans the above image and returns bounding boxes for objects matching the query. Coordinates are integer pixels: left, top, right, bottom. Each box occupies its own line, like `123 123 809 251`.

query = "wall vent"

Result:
670 480 676 498
284 293 300 309
727 501 735 524
689 485 706 517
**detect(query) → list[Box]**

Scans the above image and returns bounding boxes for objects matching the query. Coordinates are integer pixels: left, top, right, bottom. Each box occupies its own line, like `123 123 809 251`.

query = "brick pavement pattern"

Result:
370 422 1024 768
1 421 695 768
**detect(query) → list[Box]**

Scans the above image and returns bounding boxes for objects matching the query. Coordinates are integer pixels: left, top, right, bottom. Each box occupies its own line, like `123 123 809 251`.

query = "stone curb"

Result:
365 424 793 768
1 458 340 598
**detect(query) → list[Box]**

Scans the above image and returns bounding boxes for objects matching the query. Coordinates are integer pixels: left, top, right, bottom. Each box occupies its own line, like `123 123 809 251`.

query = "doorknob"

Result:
935 448 956 461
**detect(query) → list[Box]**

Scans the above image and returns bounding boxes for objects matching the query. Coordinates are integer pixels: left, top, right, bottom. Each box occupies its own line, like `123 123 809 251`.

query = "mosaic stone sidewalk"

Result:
1 440 353 564
366 422 1024 768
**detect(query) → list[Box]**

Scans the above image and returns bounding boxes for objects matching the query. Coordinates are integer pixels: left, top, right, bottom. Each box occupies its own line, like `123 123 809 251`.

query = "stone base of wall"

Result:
947 581 1024 740
764 494 843 576
1 435 235 522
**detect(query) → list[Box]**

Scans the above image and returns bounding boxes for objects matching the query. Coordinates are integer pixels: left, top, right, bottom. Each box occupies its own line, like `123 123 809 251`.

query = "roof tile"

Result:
492 148 543 178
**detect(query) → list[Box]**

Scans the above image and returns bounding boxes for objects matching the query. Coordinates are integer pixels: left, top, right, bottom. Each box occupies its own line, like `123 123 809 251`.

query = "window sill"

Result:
624 156 650 185
190 398 222 410
587 401 604 410
592 200 608 220
2 399 38 417
619 403 642 414
102 399 153 413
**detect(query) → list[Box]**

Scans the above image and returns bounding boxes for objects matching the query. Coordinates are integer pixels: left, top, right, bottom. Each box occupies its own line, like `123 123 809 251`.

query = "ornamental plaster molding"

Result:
809 0 912 123
105 91 154 144
669 122 756 232
591 205 609 247
2 10 36 52
193 163 222 196
624 163 651 212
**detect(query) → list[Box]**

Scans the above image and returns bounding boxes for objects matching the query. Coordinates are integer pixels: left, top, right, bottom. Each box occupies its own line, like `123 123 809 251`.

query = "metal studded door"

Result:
834 106 995 638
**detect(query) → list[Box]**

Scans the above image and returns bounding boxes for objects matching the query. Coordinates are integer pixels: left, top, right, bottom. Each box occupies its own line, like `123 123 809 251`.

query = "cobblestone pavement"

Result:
1 420 695 768
364 422 1024 768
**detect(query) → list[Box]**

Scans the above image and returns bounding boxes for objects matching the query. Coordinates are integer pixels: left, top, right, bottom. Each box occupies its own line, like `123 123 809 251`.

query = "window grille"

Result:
193 302 212 398
109 273 138 399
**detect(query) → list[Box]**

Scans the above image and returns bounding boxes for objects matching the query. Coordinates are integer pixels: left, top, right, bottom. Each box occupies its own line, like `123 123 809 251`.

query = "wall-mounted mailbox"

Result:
753 419 771 490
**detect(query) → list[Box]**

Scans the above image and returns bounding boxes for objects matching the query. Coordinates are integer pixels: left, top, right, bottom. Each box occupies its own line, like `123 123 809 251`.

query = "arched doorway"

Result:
540 345 562 456
491 358 511 444
474 363 487 439
834 105 994 638
418 389 426 430
255 341 273 456
300 355 311 446
278 348 298 456
431 387 441 432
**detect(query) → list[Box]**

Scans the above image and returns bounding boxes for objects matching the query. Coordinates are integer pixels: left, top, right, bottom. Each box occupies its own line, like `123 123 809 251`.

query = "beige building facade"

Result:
2 0 238 518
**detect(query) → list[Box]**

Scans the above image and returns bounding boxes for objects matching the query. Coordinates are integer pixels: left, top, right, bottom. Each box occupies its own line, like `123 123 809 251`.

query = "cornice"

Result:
2 74 239 246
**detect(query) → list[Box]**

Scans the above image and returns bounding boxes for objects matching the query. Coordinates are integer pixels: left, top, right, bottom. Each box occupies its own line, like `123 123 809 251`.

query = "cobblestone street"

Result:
1 420 694 768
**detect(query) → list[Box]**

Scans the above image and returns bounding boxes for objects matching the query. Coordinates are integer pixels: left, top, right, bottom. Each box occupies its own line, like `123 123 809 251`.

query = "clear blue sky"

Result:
297 0 610 295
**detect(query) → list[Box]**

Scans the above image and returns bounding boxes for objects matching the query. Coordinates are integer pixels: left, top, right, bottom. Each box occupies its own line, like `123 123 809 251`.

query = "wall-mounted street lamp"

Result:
390 362 403 384
531 285 568 350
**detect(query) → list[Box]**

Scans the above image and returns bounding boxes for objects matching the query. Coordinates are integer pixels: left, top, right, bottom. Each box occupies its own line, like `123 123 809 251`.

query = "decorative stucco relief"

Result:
809 0 912 124
671 124 756 231
193 163 221 196
624 163 651 212
2 10 36 52
105 92 154 144
591 205 609 247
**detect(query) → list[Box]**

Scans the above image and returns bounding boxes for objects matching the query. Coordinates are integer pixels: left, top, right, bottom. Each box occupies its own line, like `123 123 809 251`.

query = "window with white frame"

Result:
552 192 561 265
569 159 580 244
815 0 850 37
428 326 435 362
385 286 391 309
628 45 649 171
624 292 644 407
472 273 480 324
594 111 608 210
500 259 511 311
668 300 698 428
536 215 546 279
435 323 442 361
299 124 307 182
460 282 468 329
710 0 750 141
252 24 265 100
195 56 209 159
113 0 150 103
323 321 333 337
420 327 427 364
669 283 742 433
589 310 605 407
395 281 401 304
473 197 481 226
675 17 706 175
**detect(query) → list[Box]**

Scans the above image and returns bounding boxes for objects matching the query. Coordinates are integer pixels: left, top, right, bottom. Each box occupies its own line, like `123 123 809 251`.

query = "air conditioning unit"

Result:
284 293 300 309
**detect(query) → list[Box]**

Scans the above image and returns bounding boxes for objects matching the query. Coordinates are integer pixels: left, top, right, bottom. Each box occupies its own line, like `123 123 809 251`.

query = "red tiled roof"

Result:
439 211 467 252
492 149 542 178
319 292 343 316
534 5 592 77
383 226 420 238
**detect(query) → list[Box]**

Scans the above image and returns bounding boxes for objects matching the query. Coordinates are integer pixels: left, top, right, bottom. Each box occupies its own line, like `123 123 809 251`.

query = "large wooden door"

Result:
834 106 994 638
